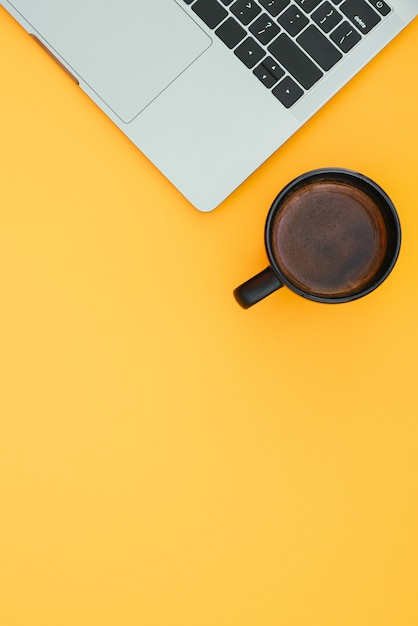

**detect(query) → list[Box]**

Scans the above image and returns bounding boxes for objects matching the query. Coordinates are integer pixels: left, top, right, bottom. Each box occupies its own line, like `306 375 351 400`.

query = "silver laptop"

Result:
2 0 417 212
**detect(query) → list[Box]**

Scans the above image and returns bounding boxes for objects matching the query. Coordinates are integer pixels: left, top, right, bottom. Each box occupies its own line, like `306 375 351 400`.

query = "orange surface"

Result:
1 7 418 626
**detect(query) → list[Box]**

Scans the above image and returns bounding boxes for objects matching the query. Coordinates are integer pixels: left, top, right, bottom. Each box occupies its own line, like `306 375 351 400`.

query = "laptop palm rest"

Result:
9 0 211 123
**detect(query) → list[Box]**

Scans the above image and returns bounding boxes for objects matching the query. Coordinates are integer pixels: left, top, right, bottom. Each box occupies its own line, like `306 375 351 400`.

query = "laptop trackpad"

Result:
9 0 211 123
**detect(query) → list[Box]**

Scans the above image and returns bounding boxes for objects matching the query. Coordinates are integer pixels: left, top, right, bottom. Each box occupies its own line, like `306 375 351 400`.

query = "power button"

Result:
368 0 391 16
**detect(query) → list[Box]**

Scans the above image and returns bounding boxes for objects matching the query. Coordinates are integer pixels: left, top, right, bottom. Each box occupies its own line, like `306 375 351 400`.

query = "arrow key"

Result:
272 76 304 107
234 37 265 68
261 56 285 80
253 62 279 88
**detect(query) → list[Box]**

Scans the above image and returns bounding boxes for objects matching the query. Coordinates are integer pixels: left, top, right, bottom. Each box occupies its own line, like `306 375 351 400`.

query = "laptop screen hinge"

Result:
30 34 79 86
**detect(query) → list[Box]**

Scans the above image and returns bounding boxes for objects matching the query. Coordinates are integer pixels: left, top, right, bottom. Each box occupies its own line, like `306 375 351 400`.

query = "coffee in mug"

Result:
234 169 401 308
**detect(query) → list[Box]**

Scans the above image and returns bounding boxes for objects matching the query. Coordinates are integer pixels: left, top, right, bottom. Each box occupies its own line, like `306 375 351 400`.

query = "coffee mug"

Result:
234 169 401 308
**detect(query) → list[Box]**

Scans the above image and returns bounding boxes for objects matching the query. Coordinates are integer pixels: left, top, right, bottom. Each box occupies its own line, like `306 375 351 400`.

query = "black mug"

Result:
234 169 401 308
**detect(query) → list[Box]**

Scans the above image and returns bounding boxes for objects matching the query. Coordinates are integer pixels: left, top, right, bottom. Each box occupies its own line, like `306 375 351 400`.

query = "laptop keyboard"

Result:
182 0 392 108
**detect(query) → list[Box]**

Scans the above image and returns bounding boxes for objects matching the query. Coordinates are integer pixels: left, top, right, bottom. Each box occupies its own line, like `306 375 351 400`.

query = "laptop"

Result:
2 0 417 212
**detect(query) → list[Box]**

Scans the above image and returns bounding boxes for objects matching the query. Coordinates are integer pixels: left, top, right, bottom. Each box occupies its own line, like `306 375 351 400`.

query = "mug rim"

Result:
264 168 402 303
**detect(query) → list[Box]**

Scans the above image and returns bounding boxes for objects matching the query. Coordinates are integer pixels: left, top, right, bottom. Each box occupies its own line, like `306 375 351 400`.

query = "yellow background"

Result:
1 7 417 625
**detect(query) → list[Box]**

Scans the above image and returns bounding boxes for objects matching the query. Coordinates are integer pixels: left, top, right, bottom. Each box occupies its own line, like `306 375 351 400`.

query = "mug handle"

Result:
233 267 284 309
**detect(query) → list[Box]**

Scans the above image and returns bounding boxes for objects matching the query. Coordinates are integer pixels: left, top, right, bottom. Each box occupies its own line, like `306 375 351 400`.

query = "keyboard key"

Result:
234 37 266 67
368 0 391 16
278 5 309 36
272 76 304 107
330 20 361 51
189 0 392 112
296 25 342 71
268 33 323 89
192 0 228 28
249 13 281 44
340 0 381 33
261 56 285 79
216 16 246 47
312 1 342 32
231 0 262 25
294 0 322 13
259 0 290 17
253 63 279 87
